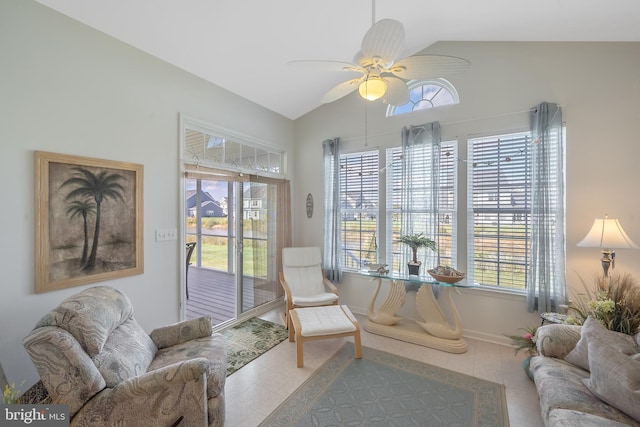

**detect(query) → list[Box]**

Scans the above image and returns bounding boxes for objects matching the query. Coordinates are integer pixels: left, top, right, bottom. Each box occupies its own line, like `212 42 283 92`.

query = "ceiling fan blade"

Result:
287 60 361 73
383 77 409 105
320 78 362 104
390 55 471 80
361 19 405 65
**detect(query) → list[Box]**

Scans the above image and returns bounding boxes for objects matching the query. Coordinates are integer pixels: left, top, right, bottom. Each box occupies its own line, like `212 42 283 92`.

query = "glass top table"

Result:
540 312 568 325
358 269 476 353
358 269 477 289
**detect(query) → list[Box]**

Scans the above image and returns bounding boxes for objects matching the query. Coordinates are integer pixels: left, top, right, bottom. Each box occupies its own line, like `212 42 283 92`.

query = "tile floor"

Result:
224 308 544 427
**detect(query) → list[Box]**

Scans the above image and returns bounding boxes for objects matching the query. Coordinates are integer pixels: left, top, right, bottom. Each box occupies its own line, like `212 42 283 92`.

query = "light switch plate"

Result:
156 228 177 242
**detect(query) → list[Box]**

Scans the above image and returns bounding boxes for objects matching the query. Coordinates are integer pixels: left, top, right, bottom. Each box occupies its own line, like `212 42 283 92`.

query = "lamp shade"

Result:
358 75 386 101
577 217 639 249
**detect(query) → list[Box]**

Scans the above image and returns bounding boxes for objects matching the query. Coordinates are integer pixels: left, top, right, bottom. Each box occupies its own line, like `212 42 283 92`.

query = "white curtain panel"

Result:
527 102 567 312
394 123 441 271
323 138 342 282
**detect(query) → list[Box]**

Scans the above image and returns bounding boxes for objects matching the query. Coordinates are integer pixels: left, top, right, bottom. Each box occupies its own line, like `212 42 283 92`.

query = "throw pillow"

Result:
564 316 638 371
584 336 640 421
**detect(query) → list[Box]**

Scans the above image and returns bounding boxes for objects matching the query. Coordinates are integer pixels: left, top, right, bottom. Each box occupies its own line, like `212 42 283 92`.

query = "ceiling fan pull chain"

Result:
364 101 368 147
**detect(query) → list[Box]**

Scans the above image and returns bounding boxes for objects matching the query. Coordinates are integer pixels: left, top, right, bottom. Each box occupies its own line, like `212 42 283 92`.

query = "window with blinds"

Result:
468 132 531 290
386 142 457 273
339 151 379 270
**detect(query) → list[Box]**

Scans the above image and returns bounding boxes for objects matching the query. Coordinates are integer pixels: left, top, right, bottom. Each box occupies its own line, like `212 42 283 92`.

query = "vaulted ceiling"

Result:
35 0 640 120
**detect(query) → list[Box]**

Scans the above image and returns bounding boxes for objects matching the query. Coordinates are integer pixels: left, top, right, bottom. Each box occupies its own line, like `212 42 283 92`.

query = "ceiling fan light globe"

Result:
358 76 387 101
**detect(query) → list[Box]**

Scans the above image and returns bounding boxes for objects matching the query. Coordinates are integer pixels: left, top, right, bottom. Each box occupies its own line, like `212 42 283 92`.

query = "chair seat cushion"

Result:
148 333 227 398
295 305 356 337
292 293 338 307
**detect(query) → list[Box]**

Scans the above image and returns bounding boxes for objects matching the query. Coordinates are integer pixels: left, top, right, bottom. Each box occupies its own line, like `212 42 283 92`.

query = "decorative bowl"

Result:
428 269 466 284
366 263 388 272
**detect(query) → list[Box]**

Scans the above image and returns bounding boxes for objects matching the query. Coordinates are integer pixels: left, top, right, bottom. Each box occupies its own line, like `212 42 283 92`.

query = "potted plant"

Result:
565 273 640 335
397 233 436 276
505 325 538 380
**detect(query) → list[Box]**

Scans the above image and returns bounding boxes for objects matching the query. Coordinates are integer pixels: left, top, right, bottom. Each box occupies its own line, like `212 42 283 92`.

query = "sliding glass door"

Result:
181 118 290 326
185 177 236 325
184 174 288 326
240 181 280 314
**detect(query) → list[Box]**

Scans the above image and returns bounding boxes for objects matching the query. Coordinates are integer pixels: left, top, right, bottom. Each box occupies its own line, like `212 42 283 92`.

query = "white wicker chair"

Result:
279 247 339 328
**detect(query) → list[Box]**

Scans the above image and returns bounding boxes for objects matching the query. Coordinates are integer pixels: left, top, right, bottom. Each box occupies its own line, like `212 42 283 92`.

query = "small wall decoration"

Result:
35 151 144 293
306 193 313 218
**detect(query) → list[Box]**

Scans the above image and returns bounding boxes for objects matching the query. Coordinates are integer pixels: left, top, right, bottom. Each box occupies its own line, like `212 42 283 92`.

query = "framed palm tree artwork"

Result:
34 151 144 293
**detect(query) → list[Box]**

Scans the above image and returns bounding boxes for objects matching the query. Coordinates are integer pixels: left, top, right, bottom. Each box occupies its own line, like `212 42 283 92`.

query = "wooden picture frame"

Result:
35 151 144 293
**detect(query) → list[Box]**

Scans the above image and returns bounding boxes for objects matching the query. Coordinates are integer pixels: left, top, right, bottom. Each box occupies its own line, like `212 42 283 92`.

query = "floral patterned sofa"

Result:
23 286 227 427
531 316 640 427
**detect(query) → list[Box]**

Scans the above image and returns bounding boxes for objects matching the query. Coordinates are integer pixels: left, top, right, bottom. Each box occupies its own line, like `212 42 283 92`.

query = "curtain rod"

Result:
341 106 564 143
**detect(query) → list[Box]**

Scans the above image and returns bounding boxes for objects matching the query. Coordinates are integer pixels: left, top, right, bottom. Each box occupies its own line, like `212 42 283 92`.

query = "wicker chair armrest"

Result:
323 277 338 294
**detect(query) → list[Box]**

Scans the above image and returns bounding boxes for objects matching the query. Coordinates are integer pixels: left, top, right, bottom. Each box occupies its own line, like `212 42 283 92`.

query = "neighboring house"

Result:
186 185 266 220
341 191 377 220
474 170 529 225
186 190 225 217
243 185 265 220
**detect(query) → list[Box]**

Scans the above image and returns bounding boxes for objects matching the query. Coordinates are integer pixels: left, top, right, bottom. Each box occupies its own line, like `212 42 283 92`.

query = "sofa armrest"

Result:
536 323 582 359
74 359 210 426
23 326 106 418
109 358 208 403
150 316 212 349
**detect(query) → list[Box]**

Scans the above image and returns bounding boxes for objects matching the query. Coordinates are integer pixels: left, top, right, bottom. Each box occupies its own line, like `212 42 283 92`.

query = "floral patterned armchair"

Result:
23 286 227 427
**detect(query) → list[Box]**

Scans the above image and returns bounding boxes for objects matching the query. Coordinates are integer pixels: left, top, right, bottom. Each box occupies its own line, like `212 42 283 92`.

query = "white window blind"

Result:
439 142 458 267
386 141 457 274
340 151 379 270
467 132 531 290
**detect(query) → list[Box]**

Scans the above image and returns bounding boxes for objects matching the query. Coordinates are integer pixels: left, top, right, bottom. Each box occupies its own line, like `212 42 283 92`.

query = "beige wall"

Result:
0 0 294 387
3 0 640 389
293 41 640 342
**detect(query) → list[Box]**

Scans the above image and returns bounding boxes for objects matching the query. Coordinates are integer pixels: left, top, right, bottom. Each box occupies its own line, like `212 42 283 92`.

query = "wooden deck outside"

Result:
185 266 281 325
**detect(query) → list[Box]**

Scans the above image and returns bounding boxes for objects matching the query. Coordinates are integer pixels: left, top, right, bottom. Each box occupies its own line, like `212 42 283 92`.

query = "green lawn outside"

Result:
186 235 267 277
190 217 527 288
341 219 527 289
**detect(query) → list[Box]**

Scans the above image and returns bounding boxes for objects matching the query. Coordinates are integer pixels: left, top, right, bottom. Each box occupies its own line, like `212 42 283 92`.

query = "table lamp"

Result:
577 215 638 277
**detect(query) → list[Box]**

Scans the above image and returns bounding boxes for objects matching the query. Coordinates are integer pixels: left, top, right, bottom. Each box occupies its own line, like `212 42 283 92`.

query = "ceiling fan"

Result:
289 16 470 106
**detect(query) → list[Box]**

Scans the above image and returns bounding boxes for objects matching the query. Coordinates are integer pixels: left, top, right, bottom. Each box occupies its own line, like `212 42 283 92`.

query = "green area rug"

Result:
260 343 509 427
221 317 288 376
19 317 287 403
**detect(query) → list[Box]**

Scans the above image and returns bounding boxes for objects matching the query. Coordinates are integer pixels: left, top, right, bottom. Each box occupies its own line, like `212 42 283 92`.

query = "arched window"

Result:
386 78 459 117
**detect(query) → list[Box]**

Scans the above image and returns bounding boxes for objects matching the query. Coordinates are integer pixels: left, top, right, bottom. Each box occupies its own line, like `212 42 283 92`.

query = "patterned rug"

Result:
222 316 288 376
259 343 510 427
19 317 287 404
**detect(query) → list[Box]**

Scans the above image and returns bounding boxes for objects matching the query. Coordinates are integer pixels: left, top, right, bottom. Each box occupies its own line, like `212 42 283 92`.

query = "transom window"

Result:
184 128 283 175
386 79 460 117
